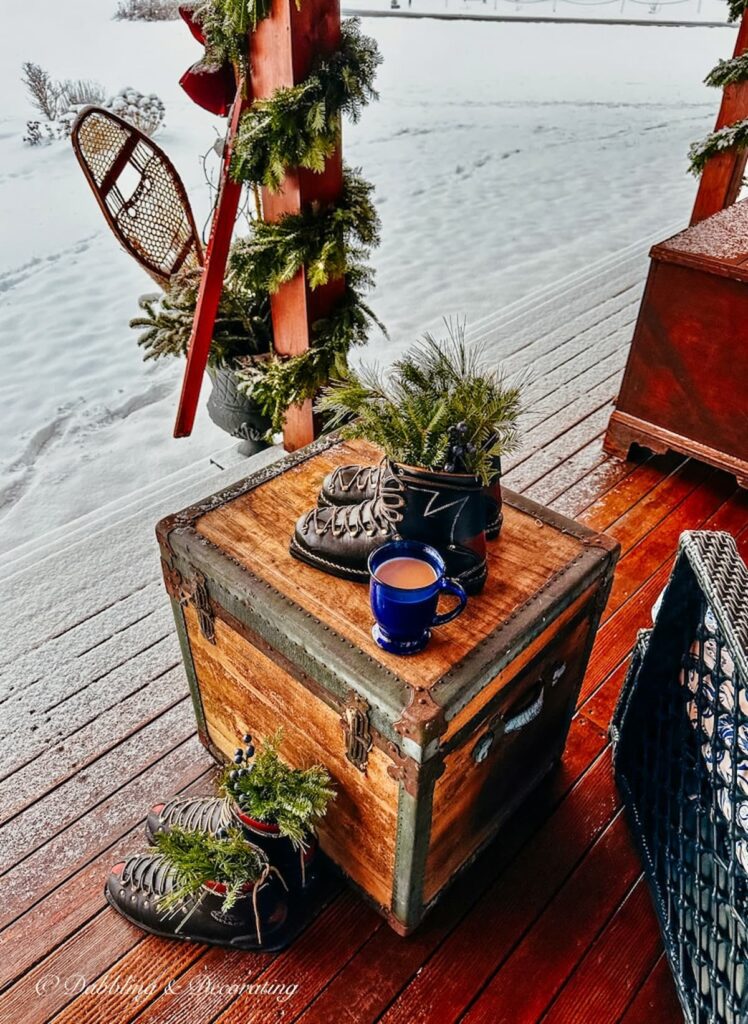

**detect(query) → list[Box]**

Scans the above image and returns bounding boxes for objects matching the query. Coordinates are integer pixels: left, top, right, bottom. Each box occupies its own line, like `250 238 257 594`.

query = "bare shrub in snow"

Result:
22 64 106 120
114 0 180 20
61 79 107 107
21 65 166 145
23 121 57 146
21 62 64 120
24 110 85 145
107 88 166 136
21 63 110 145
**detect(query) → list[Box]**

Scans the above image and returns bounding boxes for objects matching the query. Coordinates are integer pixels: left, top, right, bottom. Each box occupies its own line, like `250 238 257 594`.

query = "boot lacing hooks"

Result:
120 851 174 912
308 463 404 539
156 795 232 834
330 459 383 495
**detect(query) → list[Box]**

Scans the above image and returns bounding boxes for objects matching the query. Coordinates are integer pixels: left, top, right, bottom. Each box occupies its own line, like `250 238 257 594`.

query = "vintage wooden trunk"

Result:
605 199 748 488
156 438 619 934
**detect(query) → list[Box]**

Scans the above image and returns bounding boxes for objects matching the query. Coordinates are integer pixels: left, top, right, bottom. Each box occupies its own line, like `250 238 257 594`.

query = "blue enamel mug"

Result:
368 540 468 655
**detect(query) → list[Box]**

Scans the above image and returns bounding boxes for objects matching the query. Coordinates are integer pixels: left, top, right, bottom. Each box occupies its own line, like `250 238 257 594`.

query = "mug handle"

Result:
432 578 468 627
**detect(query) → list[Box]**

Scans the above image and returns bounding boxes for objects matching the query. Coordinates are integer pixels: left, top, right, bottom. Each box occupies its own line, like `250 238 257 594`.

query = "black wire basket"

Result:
611 531 748 1024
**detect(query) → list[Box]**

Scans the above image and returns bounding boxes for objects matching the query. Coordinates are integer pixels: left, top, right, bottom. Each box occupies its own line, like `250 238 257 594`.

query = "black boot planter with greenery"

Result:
291 324 522 590
105 826 291 950
221 732 335 893
206 365 272 456
130 253 274 445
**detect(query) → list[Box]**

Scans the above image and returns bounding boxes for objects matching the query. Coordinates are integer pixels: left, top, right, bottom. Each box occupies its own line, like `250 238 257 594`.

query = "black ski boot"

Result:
291 460 487 594
145 795 317 893
104 849 290 950
318 458 503 540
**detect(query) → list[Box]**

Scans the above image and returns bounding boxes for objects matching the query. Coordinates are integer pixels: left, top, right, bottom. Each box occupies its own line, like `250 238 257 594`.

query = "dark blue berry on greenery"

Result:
242 734 252 743
452 445 465 457
455 421 468 435
466 443 476 454
245 745 255 758
216 827 228 839
229 770 238 781
233 750 244 763
444 462 456 473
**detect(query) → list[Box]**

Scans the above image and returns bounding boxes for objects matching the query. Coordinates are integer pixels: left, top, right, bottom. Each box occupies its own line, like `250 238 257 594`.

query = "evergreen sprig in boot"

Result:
146 733 330 894
291 460 488 594
145 794 317 894
105 846 290 950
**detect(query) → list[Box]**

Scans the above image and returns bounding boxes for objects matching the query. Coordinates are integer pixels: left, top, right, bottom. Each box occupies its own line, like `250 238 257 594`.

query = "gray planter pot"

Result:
207 366 272 456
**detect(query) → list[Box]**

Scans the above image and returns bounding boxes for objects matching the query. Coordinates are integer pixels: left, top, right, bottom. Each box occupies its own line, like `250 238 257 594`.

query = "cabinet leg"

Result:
603 413 637 460
604 412 669 460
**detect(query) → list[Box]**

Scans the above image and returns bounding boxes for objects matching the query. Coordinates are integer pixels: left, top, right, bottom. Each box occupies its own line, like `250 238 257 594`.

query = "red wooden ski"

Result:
173 85 247 438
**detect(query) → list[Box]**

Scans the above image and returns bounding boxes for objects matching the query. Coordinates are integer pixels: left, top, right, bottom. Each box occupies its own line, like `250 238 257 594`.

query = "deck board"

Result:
1 244 744 1023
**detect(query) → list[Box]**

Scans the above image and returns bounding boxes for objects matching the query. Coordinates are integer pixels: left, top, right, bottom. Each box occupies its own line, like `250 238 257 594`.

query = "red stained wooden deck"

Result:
2 245 746 1024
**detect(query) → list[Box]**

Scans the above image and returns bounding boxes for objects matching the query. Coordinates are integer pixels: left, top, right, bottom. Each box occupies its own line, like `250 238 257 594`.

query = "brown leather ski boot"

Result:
291 460 487 594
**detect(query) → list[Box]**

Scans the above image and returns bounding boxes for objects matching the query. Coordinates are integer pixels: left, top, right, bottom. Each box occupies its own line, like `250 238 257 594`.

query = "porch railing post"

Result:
690 11 748 225
250 0 346 451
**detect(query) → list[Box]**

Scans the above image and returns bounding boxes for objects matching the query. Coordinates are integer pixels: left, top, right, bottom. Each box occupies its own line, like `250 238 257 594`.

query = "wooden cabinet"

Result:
157 438 618 933
606 199 748 487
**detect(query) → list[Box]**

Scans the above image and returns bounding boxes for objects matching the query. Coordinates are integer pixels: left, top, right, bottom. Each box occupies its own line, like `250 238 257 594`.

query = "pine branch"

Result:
130 254 272 367
688 117 748 176
231 19 381 191
316 322 524 484
727 0 748 21
235 275 384 433
155 825 267 912
229 168 379 294
705 52 748 89
220 731 335 848
193 0 300 68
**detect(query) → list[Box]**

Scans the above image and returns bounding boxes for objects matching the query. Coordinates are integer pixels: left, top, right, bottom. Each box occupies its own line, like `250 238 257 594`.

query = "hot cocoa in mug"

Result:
368 541 468 655
373 556 438 590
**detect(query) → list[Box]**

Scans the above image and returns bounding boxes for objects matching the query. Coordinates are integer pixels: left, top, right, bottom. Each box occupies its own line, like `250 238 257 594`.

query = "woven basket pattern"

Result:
612 531 748 1024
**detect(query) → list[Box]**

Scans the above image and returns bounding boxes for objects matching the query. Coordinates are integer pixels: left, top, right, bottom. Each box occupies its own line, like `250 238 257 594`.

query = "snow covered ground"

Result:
0 1 736 553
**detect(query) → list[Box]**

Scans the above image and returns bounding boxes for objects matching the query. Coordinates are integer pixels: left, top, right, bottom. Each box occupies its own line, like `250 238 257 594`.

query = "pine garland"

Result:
192 0 277 68
229 169 379 293
235 275 385 432
688 117 748 176
316 323 524 485
705 52 748 89
155 825 268 912
130 256 272 367
689 3 748 175
230 19 381 191
185 1 383 431
221 731 335 848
